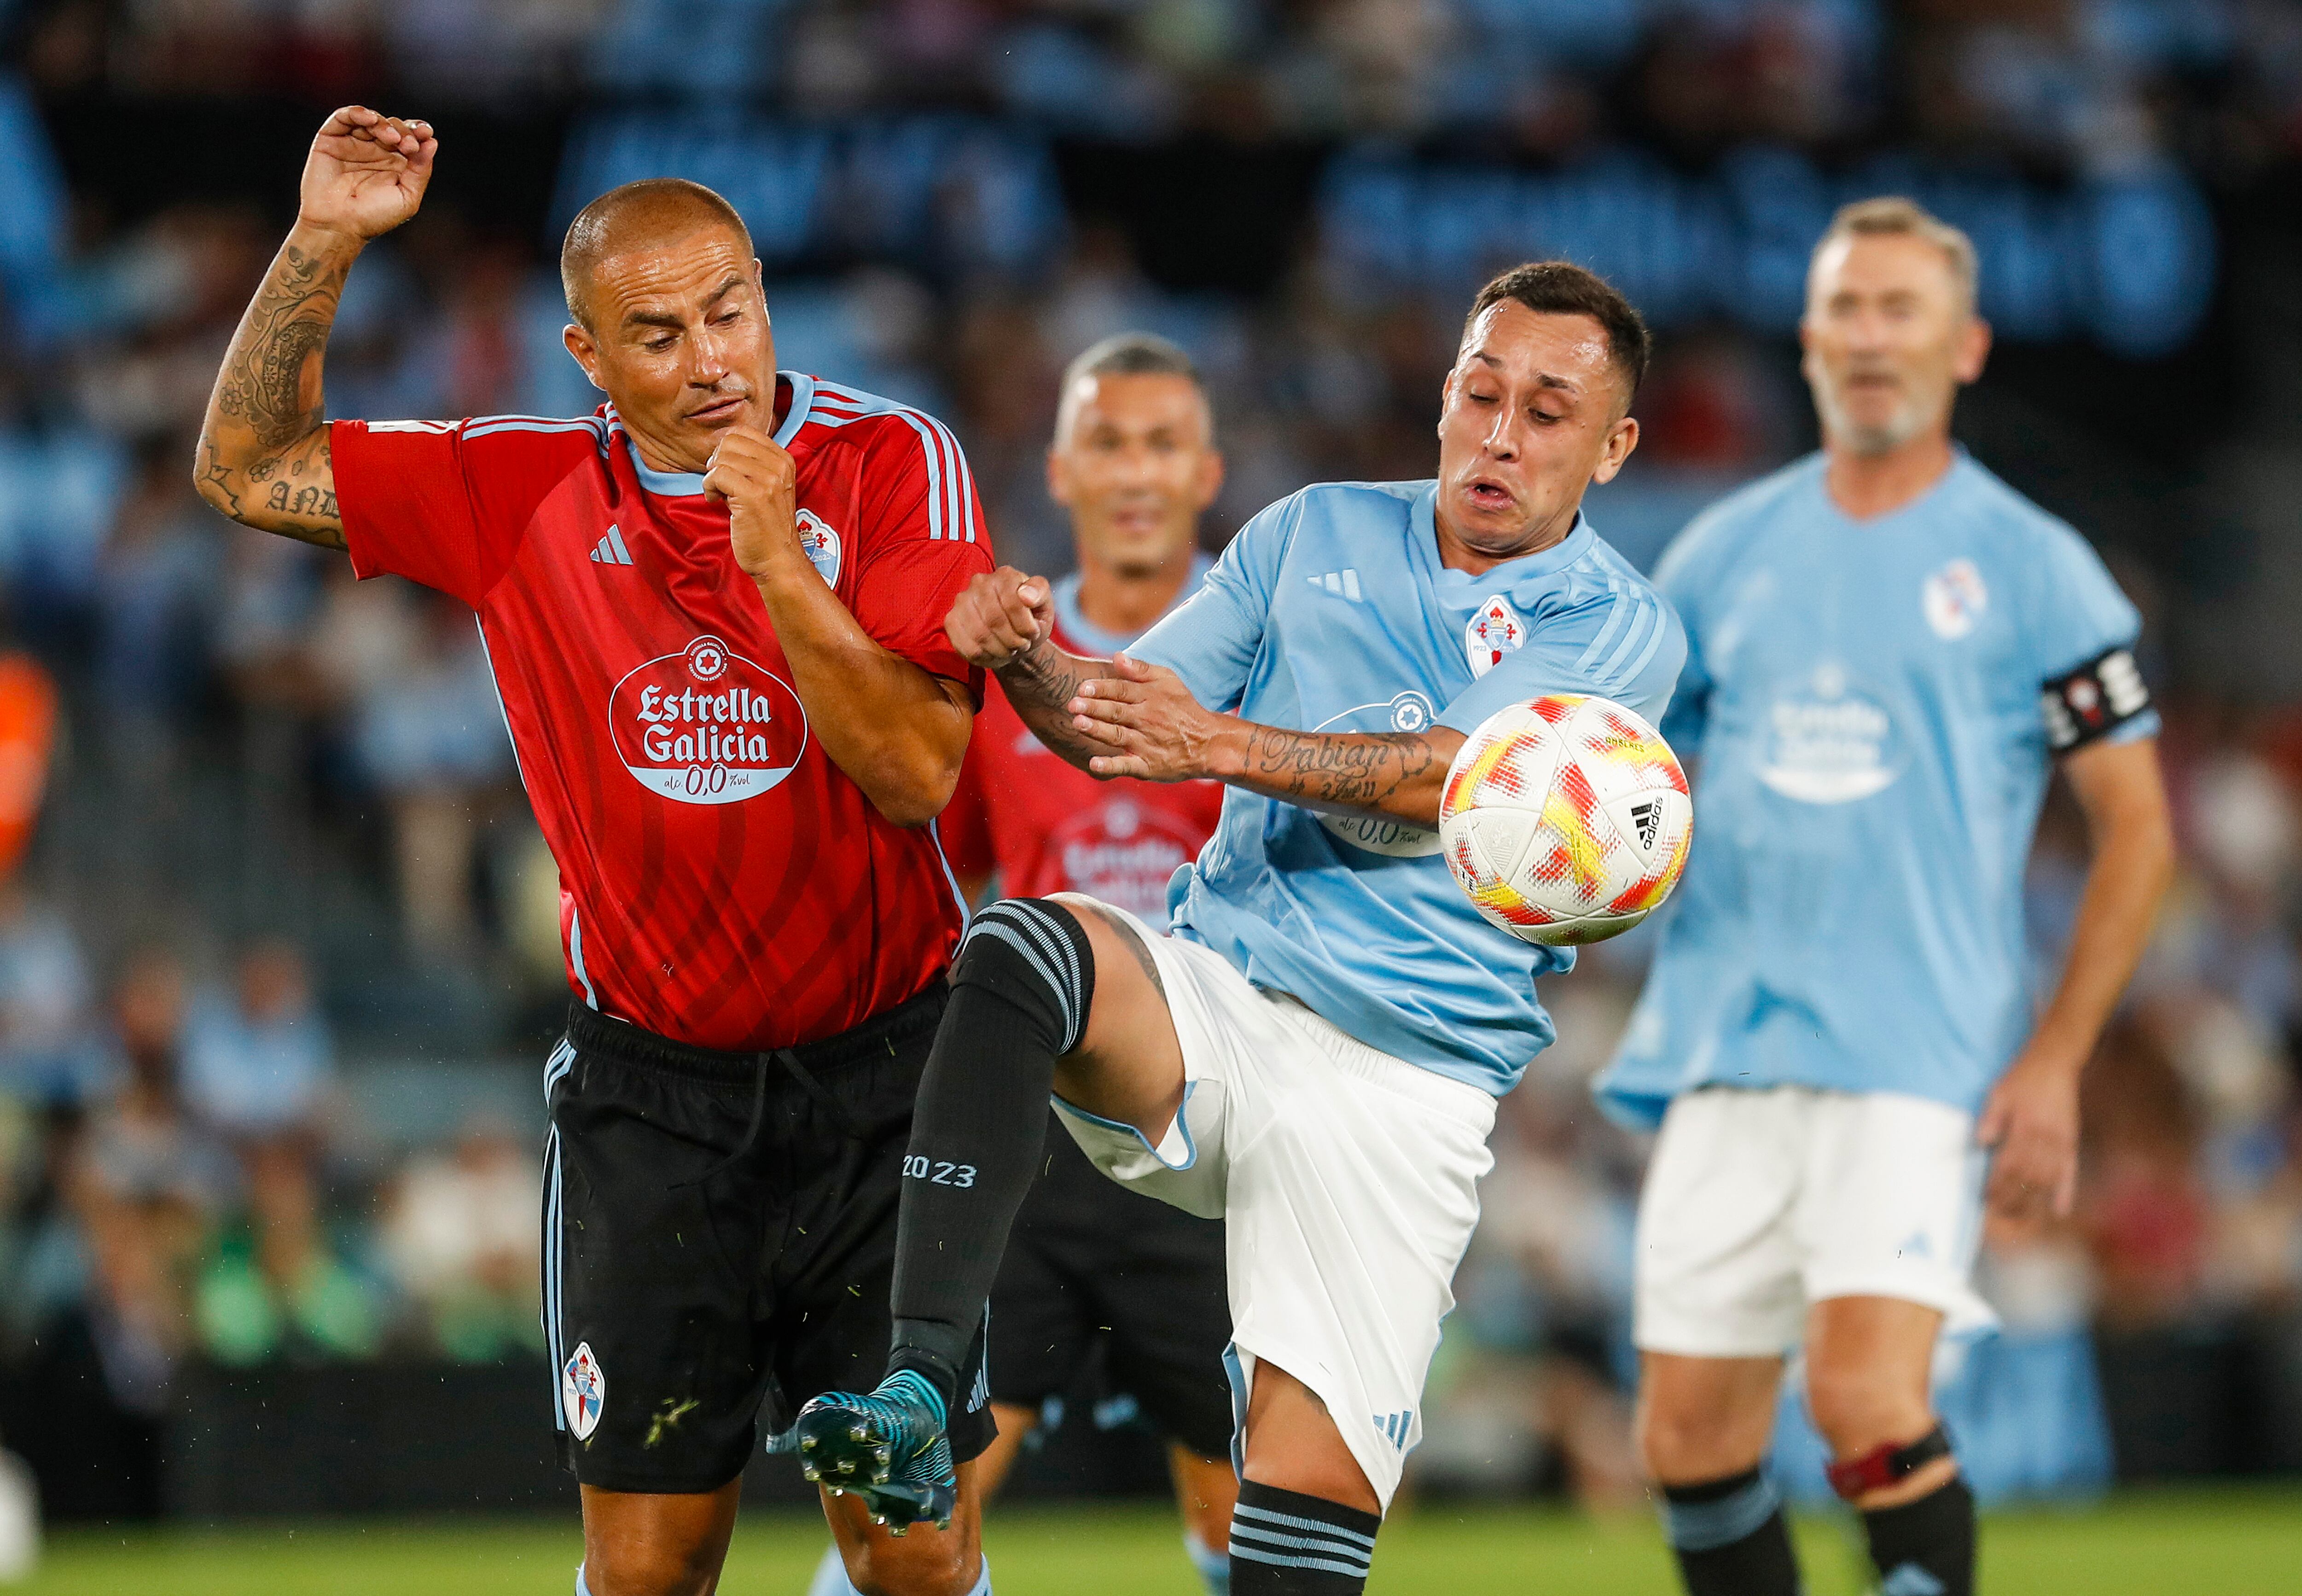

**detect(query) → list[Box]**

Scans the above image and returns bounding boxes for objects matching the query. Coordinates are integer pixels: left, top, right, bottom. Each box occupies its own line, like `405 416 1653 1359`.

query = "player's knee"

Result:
581 1540 721 1596
841 1536 977 1596
1636 1391 1763 1483
951 898 1096 1055
1803 1355 1930 1455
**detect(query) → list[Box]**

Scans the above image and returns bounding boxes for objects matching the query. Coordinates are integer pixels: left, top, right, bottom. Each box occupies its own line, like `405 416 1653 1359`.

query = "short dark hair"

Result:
1054 331 1212 442
560 178 755 329
1463 261 1652 404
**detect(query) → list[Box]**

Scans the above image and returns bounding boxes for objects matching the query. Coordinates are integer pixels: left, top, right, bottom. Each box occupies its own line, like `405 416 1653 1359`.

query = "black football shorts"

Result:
543 988 994 1493
989 1116 1236 1461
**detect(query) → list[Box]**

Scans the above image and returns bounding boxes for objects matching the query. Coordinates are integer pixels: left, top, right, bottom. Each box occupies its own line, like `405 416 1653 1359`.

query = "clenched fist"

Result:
946 568 1057 669
703 425 800 577
299 106 436 243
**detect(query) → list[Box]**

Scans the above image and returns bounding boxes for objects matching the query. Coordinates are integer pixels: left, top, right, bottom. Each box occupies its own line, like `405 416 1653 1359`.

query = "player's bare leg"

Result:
1635 1352 1797 1596
966 1404 1038 1498
820 1462 985 1596
577 1483 740 1596
1168 1440 1240 1587
1806 1295 1973 1596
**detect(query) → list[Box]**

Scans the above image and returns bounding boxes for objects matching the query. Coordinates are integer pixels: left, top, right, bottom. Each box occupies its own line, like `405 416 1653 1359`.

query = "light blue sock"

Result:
1184 1530 1231 1595
806 1543 864 1596
575 1565 593 1596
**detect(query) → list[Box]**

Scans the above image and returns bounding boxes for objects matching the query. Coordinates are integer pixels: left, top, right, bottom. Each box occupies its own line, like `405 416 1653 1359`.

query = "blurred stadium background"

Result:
0 0 2298 1589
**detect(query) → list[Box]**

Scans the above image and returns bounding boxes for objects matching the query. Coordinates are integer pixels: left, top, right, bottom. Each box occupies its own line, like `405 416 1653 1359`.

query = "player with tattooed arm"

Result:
197 107 1000 1596
795 262 1686 1595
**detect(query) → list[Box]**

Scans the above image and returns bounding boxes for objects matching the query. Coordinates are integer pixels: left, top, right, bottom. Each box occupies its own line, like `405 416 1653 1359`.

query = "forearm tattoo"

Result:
201 235 351 547
998 643 1109 769
1242 726 1439 814
216 241 344 448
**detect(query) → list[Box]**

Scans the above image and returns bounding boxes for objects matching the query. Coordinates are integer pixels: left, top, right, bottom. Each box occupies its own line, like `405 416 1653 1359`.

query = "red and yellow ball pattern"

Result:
1439 694 1692 946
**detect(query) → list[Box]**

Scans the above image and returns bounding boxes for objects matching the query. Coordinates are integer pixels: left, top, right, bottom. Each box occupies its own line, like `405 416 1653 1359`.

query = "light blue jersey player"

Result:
1613 201 2174 1596
793 263 1680 1596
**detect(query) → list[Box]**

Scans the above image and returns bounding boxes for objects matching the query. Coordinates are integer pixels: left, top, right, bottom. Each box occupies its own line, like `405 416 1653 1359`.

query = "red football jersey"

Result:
331 374 992 1050
940 585 1224 921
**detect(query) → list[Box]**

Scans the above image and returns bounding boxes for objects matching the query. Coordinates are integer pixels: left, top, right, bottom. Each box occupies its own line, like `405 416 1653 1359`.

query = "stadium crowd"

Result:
0 0 2298 1520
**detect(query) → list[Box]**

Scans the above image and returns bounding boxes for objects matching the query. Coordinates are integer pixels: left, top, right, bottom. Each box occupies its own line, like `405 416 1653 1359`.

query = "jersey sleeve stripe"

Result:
924 412 977 542
1592 592 1660 687
1573 580 1637 675
1599 598 1670 696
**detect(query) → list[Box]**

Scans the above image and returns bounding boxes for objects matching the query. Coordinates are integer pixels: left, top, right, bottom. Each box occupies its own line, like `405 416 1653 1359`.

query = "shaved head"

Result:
560 178 754 330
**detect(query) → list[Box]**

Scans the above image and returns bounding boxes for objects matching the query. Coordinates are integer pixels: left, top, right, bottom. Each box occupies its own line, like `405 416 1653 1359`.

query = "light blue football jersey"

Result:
1130 480 1685 1096
1596 452 2158 1129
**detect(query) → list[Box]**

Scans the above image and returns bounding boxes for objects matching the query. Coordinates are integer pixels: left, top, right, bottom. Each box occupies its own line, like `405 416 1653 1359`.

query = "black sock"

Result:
888 899 1094 1411
1659 1467 1802 1596
1228 1481 1380 1593
1863 1475 1974 1596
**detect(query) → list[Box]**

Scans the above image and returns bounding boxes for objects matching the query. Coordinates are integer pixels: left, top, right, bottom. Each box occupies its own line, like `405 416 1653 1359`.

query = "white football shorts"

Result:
1633 1084 1996 1358
1046 898 1496 1510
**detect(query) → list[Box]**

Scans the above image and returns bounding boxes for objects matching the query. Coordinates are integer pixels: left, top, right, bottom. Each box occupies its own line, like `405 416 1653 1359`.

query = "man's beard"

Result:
1816 377 1928 457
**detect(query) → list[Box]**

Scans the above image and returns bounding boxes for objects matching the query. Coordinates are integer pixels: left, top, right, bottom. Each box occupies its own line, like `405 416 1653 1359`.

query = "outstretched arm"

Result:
195 106 436 549
944 568 1460 824
1072 655 1461 826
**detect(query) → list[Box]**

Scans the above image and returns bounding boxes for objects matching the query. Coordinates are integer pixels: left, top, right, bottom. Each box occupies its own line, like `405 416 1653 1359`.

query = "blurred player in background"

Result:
936 333 1236 1593
795 262 1684 1596
197 108 998 1596
1599 199 2176 1596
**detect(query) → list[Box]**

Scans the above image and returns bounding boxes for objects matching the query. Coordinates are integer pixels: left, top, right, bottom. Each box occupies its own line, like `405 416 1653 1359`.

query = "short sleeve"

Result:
1439 581 1686 736
847 418 997 698
1131 492 1301 712
331 418 575 608
2024 527 2157 752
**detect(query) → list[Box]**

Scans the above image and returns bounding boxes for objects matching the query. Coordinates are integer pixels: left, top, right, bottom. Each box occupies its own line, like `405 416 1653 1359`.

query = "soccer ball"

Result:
1440 694 1692 946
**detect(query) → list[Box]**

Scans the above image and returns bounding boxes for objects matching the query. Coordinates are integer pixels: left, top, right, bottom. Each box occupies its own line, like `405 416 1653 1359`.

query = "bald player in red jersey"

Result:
197 108 995 1596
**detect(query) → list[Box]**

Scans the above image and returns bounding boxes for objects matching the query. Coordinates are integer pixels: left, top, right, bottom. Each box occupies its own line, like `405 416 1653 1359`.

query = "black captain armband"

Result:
2041 646 2151 754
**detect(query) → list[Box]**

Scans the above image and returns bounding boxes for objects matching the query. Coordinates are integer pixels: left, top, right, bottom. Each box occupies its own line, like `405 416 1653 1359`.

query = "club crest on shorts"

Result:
1466 596 1526 679
796 508 842 586
1922 557 1988 640
562 1341 606 1440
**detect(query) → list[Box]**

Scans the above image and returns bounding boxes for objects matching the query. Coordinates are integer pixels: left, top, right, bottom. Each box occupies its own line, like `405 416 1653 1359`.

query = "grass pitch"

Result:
18 1486 2302 1594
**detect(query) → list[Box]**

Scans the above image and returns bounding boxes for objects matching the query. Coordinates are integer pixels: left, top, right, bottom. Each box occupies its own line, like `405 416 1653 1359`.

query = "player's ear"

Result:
1591 416 1639 487
563 323 607 392
1953 315 1992 385
1046 443 1075 510
1192 447 1226 513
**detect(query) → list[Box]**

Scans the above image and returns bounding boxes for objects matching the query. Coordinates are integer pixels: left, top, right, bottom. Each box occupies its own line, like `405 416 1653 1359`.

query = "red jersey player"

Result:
197 108 994 1596
929 336 1238 1596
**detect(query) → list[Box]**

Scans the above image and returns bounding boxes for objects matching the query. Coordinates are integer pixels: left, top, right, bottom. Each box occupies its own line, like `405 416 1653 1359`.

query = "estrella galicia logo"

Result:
562 1342 606 1441
609 635 808 804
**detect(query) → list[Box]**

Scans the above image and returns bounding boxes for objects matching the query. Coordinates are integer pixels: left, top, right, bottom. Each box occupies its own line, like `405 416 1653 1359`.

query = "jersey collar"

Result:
1413 482 1593 600
616 372 819 499
1051 553 1213 656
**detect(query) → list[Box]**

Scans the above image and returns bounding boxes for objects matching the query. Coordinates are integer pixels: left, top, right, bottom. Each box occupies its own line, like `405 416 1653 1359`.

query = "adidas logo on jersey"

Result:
1629 798 1662 852
1307 569 1362 601
590 524 635 566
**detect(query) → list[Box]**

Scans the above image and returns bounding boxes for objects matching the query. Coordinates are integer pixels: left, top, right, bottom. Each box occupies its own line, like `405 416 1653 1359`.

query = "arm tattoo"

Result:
996 643 1110 769
1243 725 1438 810
215 242 343 448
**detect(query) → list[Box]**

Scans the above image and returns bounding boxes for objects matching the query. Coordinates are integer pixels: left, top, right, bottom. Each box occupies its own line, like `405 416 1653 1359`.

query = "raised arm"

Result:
194 106 436 549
